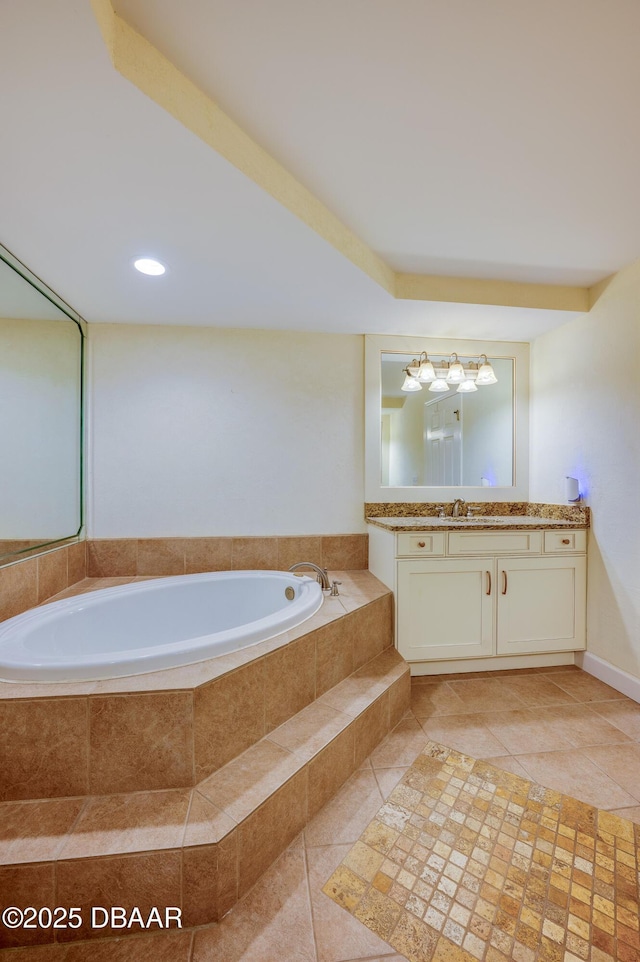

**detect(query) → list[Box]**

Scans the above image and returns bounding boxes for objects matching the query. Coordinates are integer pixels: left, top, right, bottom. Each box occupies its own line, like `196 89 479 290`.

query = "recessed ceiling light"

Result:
133 257 166 276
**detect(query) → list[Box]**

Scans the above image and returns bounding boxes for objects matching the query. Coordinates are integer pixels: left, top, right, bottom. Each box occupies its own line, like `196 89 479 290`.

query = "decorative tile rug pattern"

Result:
323 742 640 962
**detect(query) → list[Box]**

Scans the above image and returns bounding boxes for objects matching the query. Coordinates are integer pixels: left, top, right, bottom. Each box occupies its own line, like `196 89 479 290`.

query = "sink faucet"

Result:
288 562 331 591
452 498 466 518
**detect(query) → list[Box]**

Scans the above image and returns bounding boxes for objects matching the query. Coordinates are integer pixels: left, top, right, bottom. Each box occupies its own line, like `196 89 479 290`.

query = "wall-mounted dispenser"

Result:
565 476 581 502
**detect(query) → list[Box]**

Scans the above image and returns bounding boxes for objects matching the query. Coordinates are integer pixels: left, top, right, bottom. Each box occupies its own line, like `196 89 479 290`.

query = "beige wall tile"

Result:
308 726 356 819
267 701 352 761
55 851 182 942
59 789 191 859
352 595 393 671
389 671 411 728
37 550 68 604
276 537 323 571
315 620 354 697
184 538 233 574
198 740 303 824
182 843 219 926
67 541 87 585
0 863 55 947
322 535 368 570
89 692 194 794
184 791 236 847
264 635 316 731
64 930 193 961
0 698 89 801
237 769 307 897
87 540 137 577
353 695 390 769
0 559 38 622
136 539 185 576
216 829 239 919
194 660 265 781
0 797 84 865
231 538 279 570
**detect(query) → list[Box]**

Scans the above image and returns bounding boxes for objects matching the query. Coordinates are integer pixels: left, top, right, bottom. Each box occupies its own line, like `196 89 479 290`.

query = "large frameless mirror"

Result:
0 245 84 564
365 335 529 504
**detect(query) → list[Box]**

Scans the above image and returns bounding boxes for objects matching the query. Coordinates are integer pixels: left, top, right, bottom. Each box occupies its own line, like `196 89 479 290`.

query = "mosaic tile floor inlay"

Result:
323 741 640 962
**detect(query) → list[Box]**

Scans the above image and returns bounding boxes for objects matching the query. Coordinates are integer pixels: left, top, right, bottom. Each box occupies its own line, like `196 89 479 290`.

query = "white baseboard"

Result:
577 651 640 704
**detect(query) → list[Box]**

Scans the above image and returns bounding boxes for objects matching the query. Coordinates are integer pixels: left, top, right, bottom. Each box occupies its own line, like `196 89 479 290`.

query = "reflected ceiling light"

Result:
445 353 466 383
476 355 498 385
401 369 422 392
428 378 450 393
457 379 478 393
134 257 166 276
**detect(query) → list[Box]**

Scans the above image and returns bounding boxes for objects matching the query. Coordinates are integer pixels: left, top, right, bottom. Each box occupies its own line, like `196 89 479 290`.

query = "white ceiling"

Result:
2 0 640 340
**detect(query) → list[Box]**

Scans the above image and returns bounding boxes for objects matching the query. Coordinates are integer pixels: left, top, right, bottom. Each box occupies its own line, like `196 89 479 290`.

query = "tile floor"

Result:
6 665 640 961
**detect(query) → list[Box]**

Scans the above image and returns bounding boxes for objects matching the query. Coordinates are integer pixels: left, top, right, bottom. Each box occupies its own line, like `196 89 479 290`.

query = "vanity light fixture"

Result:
133 257 166 276
400 353 498 393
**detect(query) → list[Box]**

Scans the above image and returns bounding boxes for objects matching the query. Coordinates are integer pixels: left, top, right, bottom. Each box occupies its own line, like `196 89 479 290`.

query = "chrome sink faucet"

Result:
452 498 467 518
288 562 331 591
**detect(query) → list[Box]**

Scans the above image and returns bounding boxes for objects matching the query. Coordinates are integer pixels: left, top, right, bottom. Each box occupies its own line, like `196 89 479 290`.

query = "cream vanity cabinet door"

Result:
397 558 494 661
496 556 586 655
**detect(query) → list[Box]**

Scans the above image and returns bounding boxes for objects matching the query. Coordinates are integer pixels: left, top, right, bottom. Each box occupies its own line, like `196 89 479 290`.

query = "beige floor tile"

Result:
369 717 428 769
590 698 640 739
373 767 408 800
495 673 579 707
419 712 510 758
535 704 632 748
192 837 316 962
306 843 400 962
445 677 527 712
548 671 628 702
583 743 640 801
481 708 574 754
305 769 384 847
479 754 531 779
606 805 640 823
515 749 639 809
410 681 467 718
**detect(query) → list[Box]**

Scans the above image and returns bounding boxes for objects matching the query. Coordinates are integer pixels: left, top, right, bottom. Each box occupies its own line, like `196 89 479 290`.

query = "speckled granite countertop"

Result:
367 515 588 531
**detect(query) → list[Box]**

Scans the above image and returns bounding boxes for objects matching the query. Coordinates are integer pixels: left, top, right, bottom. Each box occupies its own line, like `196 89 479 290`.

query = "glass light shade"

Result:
476 356 498 385
446 353 466 383
418 359 436 382
406 358 421 377
457 379 478 393
401 372 422 392
428 378 450 393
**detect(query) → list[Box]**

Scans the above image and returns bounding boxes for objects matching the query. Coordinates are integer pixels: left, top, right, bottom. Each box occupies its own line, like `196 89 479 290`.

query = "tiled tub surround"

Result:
0 571 410 947
0 534 367 625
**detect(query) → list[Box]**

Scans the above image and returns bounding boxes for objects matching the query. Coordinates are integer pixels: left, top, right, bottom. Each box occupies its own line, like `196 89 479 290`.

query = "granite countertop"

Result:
367 515 588 532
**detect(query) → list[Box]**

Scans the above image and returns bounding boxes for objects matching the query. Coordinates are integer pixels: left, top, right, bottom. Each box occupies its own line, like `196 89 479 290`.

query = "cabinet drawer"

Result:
544 530 587 553
448 530 542 556
396 532 446 557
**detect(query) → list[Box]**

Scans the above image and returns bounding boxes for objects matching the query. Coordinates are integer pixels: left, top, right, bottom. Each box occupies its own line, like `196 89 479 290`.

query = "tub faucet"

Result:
288 562 331 591
452 498 466 518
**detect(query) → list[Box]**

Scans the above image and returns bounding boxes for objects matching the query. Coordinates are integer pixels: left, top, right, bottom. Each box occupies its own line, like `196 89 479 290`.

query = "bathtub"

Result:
0 570 324 683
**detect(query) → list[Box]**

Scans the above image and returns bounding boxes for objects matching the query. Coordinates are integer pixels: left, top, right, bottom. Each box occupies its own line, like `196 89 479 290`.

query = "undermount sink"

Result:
450 516 513 523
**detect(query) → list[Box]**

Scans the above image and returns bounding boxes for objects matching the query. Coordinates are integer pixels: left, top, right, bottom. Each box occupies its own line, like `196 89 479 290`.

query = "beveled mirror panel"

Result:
365 335 529 504
0 246 84 564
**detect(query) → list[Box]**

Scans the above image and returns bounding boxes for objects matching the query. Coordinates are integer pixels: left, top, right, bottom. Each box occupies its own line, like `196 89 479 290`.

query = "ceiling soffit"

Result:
90 0 600 314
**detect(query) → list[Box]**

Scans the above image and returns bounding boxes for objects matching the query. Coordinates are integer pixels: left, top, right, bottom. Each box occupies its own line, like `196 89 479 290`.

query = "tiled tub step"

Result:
0 648 410 948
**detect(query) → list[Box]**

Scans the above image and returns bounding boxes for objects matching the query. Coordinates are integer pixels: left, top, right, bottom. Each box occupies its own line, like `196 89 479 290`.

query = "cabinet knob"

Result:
417 541 426 548
561 538 571 545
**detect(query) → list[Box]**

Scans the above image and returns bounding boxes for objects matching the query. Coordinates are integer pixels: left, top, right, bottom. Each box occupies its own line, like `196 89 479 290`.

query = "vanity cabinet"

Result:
369 525 586 667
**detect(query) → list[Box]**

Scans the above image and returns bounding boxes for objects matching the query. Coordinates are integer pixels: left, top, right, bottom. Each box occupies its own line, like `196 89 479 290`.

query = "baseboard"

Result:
577 650 640 704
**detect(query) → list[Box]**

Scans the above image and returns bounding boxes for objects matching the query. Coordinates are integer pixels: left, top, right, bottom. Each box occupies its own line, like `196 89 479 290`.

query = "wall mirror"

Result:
0 244 84 565
365 335 529 504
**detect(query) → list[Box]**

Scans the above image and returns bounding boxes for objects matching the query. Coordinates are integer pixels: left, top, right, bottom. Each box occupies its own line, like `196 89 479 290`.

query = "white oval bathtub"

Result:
0 570 324 683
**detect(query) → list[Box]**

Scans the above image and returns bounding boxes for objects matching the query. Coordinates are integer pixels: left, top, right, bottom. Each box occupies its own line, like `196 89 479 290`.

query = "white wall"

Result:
88 325 365 536
530 259 640 677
